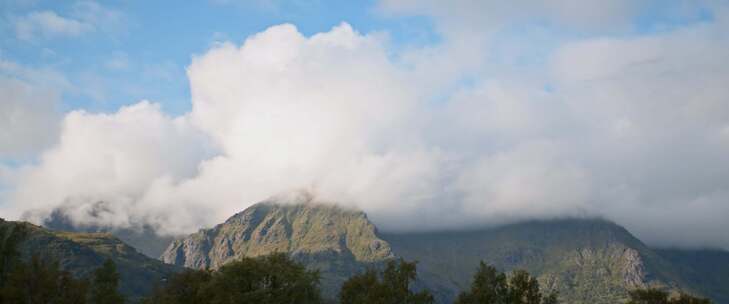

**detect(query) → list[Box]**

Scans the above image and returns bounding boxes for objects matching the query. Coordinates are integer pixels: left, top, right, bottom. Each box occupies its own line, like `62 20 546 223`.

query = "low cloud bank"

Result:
3 2 729 250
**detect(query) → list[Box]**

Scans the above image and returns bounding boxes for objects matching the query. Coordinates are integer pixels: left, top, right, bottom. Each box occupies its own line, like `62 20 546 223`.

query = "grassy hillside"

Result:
43 207 178 258
0 218 180 302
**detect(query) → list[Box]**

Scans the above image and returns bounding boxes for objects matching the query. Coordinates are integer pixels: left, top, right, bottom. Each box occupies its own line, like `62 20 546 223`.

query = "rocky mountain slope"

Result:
161 200 393 297
162 201 729 304
383 219 692 304
0 218 180 301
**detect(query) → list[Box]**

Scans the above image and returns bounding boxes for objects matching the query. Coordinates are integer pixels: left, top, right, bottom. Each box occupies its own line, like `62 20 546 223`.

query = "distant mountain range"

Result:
162 200 729 303
14 199 729 303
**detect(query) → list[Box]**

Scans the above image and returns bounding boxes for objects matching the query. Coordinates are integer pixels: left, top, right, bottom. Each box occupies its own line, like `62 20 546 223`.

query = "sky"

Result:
1 0 729 250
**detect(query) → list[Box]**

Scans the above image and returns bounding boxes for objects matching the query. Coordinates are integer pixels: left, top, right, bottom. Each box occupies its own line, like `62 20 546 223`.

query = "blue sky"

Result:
1 0 438 115
1 0 713 116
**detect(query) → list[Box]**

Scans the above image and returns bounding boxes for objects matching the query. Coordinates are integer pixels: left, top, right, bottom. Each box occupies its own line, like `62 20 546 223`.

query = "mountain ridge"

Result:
161 201 394 297
161 201 729 303
0 218 180 301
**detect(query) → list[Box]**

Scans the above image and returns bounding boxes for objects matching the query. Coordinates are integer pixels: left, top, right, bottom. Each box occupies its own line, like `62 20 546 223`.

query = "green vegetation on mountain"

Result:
43 207 177 258
161 202 729 304
381 219 690 304
161 200 393 298
655 249 729 304
0 218 179 302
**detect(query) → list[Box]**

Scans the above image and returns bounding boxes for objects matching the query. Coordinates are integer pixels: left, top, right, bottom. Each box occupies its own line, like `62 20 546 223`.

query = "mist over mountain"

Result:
159 200 729 304
2 1 729 254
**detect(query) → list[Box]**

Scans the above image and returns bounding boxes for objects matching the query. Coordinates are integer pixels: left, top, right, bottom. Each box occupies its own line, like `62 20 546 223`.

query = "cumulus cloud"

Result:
4 1 729 250
12 101 212 230
0 60 67 159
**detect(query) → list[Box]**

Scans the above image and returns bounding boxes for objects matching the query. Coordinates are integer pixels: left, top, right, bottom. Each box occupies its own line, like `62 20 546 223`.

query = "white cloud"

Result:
0 60 67 159
15 11 93 41
13 101 212 229
5 2 729 250
0 77 60 159
13 1 125 41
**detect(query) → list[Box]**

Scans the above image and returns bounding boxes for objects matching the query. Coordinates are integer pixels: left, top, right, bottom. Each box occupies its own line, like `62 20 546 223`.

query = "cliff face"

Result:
0 218 180 301
161 201 394 297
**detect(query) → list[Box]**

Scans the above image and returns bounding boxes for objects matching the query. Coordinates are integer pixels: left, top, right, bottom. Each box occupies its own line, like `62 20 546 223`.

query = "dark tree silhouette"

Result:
339 258 433 304
143 252 321 304
455 262 558 304
628 288 711 304
1 255 88 304
142 269 212 304
90 258 124 304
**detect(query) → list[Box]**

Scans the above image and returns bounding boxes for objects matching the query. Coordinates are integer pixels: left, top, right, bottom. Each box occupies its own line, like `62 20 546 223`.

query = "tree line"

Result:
0 225 124 304
144 253 711 304
0 225 715 304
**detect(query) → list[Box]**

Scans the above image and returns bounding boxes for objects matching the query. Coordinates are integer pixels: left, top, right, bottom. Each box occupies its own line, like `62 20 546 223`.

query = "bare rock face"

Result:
161 199 394 297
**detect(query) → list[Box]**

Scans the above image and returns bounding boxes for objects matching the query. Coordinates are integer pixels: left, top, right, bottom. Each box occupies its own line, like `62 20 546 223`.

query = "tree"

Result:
508 270 542 304
1 254 87 304
455 262 508 304
455 262 558 304
206 252 322 304
56 271 89 304
339 258 434 304
142 269 212 304
143 252 322 304
90 258 124 304
0 224 26 289
627 288 711 304
672 293 712 304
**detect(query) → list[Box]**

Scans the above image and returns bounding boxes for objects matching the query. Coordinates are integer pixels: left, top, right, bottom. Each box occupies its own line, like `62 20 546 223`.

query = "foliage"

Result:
627 288 711 304
1 255 88 304
144 252 322 304
455 261 559 304
0 222 26 289
339 258 434 304
90 258 125 304
142 269 212 304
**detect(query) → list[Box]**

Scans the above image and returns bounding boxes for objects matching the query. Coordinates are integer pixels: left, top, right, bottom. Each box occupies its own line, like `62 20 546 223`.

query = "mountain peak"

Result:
161 201 393 297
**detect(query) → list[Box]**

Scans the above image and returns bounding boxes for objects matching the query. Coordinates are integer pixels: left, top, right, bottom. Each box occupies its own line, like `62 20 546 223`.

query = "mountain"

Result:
161 200 394 298
161 201 729 304
0 218 180 302
655 248 729 304
42 207 178 259
382 219 692 304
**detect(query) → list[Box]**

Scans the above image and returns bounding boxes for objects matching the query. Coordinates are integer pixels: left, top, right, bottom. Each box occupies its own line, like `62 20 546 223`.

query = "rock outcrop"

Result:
161 200 394 298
